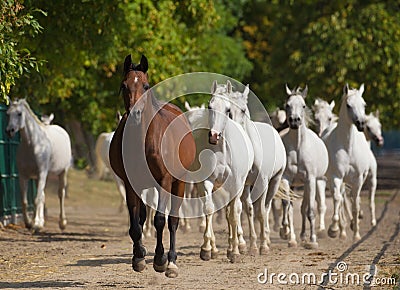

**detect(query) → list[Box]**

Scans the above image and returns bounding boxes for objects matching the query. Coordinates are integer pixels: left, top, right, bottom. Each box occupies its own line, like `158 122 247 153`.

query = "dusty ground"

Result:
0 153 399 289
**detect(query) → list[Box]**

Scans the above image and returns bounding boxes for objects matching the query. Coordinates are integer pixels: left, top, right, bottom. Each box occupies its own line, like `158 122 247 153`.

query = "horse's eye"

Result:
346 104 351 108
241 109 246 113
17 112 22 117
328 117 332 121
143 83 150 90
226 108 231 114
302 105 306 109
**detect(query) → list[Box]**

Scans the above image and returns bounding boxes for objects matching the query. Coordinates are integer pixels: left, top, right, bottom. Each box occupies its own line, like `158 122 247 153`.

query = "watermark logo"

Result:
257 261 397 286
122 72 277 218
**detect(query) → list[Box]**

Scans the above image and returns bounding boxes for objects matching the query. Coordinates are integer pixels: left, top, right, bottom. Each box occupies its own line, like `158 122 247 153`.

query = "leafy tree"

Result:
241 1 400 129
0 0 45 101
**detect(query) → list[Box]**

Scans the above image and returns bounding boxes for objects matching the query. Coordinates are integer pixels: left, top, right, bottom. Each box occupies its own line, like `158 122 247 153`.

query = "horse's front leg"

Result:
57 170 68 230
368 169 377 227
32 171 47 231
350 178 364 242
19 176 31 228
316 178 327 237
200 180 218 261
126 185 147 272
279 178 291 241
328 177 344 239
304 177 318 249
227 194 242 263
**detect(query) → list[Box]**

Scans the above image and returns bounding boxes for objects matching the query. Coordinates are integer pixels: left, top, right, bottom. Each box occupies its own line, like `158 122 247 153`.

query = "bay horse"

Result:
109 54 195 278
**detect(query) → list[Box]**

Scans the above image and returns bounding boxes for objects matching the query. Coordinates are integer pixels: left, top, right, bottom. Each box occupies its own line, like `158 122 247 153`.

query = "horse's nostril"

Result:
288 117 294 122
296 117 300 122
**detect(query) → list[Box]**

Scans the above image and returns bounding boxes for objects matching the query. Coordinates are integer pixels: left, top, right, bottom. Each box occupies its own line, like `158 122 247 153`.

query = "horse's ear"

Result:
344 83 349 95
200 103 205 109
184 101 191 111
243 84 250 100
329 100 335 110
211 80 218 94
302 85 308 98
226 80 232 94
116 111 122 121
359 83 365 95
124 54 133 75
49 113 54 122
314 99 319 106
375 109 380 118
138 55 148 73
285 84 292 95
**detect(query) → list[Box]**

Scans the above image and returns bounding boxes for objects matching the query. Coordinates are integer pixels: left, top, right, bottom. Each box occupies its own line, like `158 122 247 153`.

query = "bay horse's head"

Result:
120 54 150 122
285 84 308 129
342 83 366 131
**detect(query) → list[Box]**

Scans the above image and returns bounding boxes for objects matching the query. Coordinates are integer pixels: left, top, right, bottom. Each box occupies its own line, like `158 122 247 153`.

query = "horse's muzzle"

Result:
375 136 384 147
208 131 220 145
6 128 15 138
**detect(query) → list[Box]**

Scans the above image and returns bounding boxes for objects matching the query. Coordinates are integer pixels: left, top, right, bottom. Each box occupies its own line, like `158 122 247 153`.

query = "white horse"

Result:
94 113 126 212
312 98 337 137
188 81 254 262
325 83 369 241
270 108 287 129
6 99 71 231
280 85 329 248
223 82 286 254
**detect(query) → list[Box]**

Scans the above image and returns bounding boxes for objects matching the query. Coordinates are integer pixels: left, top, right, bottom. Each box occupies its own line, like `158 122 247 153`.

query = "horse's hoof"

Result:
165 262 178 278
288 240 297 248
353 234 361 242
132 257 146 272
259 245 269 255
279 227 289 240
238 243 247 255
59 219 67 230
153 254 167 272
328 226 339 238
317 230 327 239
211 250 219 259
200 249 211 261
300 234 307 243
229 253 240 263
227 249 233 260
249 246 258 256
371 220 376 227
304 242 318 250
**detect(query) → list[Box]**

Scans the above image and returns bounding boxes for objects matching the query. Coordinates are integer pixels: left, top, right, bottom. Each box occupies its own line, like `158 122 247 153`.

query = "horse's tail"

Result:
274 181 301 201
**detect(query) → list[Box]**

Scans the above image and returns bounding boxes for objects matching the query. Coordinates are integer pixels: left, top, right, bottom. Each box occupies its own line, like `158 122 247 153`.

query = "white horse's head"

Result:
41 113 54 125
365 110 384 147
208 80 232 145
270 108 287 129
312 98 336 137
342 83 366 131
6 99 27 138
228 85 251 128
285 84 308 129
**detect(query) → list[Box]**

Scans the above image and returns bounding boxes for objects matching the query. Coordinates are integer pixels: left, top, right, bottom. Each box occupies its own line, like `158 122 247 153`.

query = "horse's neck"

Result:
337 104 355 150
288 123 307 150
20 110 46 147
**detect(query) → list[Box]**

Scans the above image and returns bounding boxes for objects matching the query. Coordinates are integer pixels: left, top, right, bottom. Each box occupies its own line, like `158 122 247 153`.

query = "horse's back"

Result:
45 125 72 173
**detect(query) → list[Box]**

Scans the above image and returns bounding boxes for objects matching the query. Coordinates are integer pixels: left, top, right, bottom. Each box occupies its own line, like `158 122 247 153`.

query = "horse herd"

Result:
5 54 383 278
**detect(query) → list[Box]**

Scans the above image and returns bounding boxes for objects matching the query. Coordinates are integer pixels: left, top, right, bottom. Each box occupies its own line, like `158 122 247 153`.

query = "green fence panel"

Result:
0 103 37 225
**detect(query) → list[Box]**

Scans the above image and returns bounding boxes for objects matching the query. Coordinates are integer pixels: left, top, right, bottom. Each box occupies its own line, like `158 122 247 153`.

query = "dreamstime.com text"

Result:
257 262 397 286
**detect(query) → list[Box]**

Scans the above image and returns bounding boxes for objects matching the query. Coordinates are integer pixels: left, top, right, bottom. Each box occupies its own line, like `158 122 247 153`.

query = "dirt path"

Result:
0 156 399 289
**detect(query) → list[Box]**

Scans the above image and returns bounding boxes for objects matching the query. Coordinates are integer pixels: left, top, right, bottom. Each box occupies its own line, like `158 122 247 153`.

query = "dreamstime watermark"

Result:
122 72 279 218
257 261 397 286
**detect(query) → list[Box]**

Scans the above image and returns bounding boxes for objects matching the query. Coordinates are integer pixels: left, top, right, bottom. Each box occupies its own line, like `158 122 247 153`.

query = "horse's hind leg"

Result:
57 170 68 230
368 170 377 227
165 180 185 278
113 174 126 212
19 176 32 228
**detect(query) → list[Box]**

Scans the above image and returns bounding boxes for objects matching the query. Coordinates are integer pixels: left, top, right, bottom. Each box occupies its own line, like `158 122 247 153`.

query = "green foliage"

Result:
0 0 45 101
10 0 251 136
241 1 400 129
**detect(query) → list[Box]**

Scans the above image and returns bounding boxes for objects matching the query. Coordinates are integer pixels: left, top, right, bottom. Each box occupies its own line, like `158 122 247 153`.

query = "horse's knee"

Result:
154 213 166 231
